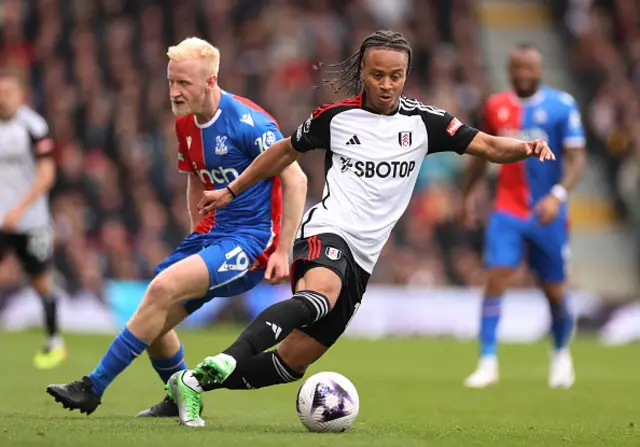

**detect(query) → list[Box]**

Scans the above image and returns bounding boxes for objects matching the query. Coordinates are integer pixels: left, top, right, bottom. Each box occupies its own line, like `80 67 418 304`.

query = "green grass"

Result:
0 330 638 446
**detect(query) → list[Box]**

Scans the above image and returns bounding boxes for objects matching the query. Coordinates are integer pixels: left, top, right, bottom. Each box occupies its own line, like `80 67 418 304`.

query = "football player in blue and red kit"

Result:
46 37 308 421
460 43 586 389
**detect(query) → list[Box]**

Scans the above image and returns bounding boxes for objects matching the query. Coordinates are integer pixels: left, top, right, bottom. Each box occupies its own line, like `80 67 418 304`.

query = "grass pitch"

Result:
0 329 638 446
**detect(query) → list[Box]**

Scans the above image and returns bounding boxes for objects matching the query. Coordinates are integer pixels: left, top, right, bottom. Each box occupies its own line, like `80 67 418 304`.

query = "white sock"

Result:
218 353 237 369
182 370 204 393
45 334 65 350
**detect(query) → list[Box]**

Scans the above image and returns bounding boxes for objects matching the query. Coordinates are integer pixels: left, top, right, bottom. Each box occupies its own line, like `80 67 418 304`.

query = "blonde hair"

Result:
167 37 220 76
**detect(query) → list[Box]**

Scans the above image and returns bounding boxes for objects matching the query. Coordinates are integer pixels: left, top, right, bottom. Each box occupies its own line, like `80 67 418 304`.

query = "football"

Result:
296 371 359 433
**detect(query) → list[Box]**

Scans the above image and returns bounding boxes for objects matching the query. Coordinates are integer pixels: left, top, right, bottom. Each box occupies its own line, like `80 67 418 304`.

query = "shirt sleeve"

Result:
240 112 285 159
290 107 332 153
25 110 54 158
561 98 586 149
422 110 479 155
175 121 193 174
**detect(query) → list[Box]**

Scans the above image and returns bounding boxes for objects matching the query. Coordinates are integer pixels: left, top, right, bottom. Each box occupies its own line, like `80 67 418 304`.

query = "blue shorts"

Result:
155 231 268 314
483 211 569 283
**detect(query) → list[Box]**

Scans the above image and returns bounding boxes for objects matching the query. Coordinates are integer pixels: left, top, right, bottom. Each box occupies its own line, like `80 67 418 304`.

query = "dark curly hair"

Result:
316 30 412 96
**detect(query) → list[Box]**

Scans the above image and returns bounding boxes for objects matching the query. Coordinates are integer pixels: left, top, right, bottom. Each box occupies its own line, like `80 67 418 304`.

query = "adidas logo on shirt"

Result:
346 135 361 145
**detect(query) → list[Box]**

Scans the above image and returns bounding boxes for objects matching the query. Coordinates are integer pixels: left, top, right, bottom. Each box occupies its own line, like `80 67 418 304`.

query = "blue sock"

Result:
549 296 574 350
150 344 187 384
479 296 502 357
88 327 149 397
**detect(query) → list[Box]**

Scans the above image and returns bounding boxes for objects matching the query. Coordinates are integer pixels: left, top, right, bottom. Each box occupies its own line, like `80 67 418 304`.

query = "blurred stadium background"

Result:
0 0 638 342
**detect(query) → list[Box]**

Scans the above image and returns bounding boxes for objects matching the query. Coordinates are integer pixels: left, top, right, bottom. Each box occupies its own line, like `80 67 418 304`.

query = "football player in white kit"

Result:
0 70 64 369
166 30 556 427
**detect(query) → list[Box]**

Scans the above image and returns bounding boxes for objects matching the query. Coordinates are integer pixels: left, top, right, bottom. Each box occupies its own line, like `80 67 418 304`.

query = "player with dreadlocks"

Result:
166 30 556 427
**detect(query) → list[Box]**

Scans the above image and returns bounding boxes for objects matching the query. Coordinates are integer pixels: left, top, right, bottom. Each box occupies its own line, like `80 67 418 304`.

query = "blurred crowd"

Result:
553 0 640 226
0 0 542 296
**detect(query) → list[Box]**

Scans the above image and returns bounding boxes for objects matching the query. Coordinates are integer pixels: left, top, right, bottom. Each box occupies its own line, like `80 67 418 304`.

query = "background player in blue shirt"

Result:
46 37 308 421
459 43 587 389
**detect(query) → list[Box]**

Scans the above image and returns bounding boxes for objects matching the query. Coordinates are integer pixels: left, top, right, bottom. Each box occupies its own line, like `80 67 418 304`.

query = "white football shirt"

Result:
291 93 478 273
0 106 53 232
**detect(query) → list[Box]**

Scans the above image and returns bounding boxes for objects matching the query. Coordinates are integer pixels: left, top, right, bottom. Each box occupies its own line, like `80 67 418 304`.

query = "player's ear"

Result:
206 74 217 89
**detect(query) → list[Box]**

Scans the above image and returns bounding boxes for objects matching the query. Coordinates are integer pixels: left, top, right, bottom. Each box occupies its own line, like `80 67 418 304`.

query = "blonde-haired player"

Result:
166 36 220 76
46 37 308 426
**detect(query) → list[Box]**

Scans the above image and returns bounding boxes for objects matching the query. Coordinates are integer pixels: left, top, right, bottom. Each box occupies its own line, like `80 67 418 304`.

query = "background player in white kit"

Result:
0 70 64 369
165 30 556 427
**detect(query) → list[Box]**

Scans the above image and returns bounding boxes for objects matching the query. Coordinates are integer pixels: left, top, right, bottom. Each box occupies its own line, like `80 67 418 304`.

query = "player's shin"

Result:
191 291 330 386
150 343 187 383
40 293 59 338
201 351 304 391
464 295 502 387
86 304 170 396
87 327 150 397
549 296 574 351
32 272 64 351
479 295 503 358
223 290 331 360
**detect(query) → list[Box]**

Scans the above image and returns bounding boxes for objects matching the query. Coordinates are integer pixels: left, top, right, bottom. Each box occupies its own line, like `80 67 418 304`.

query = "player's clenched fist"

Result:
525 139 555 162
198 188 234 215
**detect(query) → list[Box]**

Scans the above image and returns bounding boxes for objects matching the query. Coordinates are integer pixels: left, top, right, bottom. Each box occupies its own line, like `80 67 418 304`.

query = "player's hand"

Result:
525 139 555 162
264 250 290 285
456 196 479 229
198 189 233 215
1 206 24 232
535 194 561 225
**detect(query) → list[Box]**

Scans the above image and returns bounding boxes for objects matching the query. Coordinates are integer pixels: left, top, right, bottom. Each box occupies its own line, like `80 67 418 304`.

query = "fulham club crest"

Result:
398 131 412 148
325 247 342 261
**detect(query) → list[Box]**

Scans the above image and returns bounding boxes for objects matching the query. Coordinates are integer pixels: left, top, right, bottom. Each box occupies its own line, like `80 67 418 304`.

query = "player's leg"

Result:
528 219 574 388
46 236 211 415
198 279 360 391
136 305 191 418
171 234 362 427
13 229 65 369
190 260 355 391
147 330 185 386
197 329 328 391
158 238 268 426
30 270 66 369
87 255 208 391
132 242 206 418
190 239 344 385
465 213 524 388
168 265 339 425
168 328 329 428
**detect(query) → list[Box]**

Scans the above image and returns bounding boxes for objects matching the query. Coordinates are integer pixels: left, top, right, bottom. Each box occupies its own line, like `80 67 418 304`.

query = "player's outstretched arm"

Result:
198 137 300 214
465 131 555 164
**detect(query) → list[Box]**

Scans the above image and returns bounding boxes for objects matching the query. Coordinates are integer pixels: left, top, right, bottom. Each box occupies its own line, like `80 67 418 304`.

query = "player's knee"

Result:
542 282 565 303
30 271 52 296
298 273 341 310
485 269 511 296
145 274 178 307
